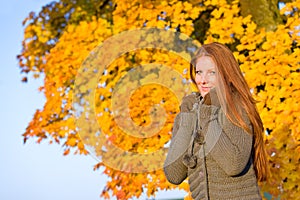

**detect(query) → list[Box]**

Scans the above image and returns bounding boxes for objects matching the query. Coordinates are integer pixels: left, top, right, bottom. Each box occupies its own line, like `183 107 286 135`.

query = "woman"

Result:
164 42 269 200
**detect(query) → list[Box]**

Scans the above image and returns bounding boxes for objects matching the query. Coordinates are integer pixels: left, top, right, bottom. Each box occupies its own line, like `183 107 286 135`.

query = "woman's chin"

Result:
200 91 209 97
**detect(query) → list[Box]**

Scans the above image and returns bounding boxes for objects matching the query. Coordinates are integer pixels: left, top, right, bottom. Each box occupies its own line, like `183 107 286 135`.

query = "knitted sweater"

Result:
164 101 262 200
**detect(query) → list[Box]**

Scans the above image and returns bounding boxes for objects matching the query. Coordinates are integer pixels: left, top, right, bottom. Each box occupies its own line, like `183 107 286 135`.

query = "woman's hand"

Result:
180 92 200 112
203 87 220 107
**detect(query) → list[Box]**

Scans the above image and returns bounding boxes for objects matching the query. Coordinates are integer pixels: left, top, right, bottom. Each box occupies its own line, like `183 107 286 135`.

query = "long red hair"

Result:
190 42 269 181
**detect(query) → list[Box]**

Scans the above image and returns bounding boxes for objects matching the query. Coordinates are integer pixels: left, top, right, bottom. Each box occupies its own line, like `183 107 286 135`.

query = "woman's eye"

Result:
209 71 216 75
195 70 202 75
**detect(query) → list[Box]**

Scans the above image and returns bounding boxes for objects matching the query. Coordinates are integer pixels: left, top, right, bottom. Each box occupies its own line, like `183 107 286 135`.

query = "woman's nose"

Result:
200 73 208 83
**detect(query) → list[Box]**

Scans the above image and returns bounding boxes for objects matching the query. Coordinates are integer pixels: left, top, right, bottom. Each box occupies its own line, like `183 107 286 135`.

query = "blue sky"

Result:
0 1 185 199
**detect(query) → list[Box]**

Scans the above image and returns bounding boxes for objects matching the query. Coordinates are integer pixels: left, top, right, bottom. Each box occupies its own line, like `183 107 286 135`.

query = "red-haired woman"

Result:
164 42 269 200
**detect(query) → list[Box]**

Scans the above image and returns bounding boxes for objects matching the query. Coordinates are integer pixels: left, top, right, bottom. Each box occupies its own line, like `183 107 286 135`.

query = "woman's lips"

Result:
201 86 211 92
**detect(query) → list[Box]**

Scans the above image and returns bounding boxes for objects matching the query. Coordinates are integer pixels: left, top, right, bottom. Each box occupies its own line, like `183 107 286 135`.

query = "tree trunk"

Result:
240 0 283 31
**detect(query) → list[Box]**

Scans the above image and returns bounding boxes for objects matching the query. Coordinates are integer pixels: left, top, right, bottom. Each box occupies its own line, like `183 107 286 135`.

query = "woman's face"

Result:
195 56 217 97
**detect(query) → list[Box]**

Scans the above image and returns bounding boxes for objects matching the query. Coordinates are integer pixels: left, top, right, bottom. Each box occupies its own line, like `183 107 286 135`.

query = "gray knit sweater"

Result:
164 101 262 200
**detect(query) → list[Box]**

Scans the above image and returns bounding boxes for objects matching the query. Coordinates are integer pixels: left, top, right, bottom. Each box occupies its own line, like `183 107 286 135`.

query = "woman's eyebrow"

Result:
195 67 215 71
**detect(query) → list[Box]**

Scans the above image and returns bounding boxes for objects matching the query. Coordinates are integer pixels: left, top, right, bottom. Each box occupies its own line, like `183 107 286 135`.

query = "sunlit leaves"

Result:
113 0 203 35
23 17 112 156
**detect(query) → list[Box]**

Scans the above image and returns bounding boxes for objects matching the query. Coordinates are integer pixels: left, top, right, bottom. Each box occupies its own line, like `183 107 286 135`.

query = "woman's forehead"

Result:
195 56 216 70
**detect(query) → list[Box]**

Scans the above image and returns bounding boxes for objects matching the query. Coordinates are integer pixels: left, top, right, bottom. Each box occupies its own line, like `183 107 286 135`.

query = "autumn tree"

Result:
19 0 300 199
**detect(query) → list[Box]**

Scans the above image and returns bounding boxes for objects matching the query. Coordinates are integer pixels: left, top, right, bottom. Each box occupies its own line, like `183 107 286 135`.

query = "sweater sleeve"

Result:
164 112 196 185
200 105 253 176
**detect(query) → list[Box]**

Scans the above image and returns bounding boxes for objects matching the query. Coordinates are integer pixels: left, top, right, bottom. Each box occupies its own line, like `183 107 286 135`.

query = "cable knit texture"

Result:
164 90 262 200
164 112 197 185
